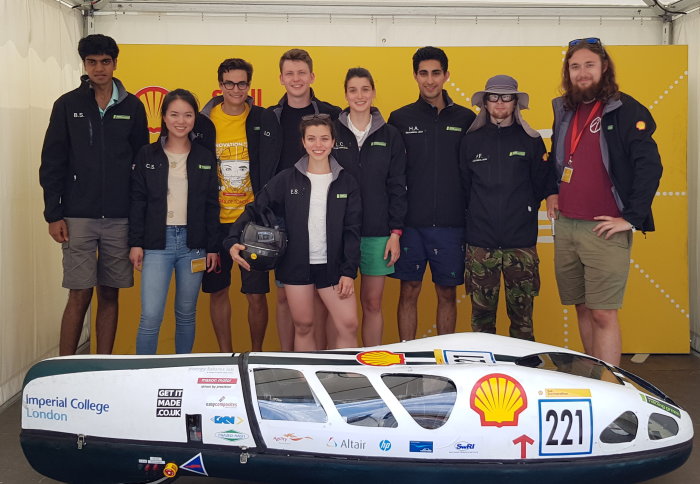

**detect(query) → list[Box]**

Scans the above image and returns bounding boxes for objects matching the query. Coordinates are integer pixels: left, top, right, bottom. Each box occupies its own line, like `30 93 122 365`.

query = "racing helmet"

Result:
240 206 287 272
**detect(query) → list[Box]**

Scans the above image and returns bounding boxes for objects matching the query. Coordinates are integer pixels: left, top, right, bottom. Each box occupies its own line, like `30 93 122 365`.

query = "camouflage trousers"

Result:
465 246 540 341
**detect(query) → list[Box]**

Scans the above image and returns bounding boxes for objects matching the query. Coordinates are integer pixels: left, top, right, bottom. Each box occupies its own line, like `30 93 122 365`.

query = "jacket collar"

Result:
294 154 343 181
338 107 385 139
80 75 129 104
415 90 455 111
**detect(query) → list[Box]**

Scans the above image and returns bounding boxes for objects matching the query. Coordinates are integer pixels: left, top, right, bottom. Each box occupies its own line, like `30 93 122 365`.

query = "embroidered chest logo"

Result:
406 126 424 135
334 141 349 150
589 117 602 134
472 153 488 163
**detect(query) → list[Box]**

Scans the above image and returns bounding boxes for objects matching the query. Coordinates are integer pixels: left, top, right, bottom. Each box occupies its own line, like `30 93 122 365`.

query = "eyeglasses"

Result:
220 80 250 90
301 113 331 121
486 93 515 103
568 37 602 47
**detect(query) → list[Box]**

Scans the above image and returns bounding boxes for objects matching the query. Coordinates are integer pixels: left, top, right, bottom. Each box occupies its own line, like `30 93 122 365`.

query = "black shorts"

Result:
281 264 337 289
201 223 270 295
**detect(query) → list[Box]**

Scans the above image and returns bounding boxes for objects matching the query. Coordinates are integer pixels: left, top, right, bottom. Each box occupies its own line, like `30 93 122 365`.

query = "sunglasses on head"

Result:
301 113 331 121
568 37 602 47
486 93 515 103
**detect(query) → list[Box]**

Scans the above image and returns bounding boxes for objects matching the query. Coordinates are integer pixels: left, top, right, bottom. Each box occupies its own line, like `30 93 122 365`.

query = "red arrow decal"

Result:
512 434 535 458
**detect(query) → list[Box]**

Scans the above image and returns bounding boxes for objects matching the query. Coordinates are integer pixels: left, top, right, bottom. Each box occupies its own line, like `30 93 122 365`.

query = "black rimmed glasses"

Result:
301 113 331 121
486 93 516 103
220 80 250 90
568 37 602 47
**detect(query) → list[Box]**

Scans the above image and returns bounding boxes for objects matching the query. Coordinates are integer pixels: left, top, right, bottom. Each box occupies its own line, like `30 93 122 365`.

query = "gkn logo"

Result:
211 416 244 425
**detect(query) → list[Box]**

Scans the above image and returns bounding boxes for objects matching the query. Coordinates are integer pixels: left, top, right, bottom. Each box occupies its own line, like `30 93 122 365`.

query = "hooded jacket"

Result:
40 75 149 222
195 95 279 195
460 121 557 248
333 108 407 236
224 156 361 284
551 92 662 232
128 138 219 252
388 91 476 228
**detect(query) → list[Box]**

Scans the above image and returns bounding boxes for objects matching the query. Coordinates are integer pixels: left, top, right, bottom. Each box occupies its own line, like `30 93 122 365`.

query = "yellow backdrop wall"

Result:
98 45 688 355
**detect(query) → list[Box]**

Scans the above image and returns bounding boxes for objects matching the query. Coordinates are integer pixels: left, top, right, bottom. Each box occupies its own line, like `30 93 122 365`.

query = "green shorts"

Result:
360 236 394 276
554 214 632 309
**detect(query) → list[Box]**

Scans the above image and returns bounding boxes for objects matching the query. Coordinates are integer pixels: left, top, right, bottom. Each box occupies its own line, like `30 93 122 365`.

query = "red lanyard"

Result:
568 100 602 163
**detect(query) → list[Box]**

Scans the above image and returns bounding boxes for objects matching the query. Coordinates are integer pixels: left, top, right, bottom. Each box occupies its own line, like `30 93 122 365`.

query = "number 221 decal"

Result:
538 399 593 456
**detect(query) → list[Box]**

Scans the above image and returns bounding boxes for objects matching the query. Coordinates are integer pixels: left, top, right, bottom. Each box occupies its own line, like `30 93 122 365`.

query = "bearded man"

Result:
548 38 662 365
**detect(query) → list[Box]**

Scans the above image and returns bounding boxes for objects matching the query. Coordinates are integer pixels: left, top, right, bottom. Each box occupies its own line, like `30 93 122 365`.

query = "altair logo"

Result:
379 439 392 451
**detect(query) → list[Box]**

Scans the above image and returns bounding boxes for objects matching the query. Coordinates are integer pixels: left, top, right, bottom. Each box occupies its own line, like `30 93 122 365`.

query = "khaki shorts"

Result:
554 214 632 309
62 218 133 290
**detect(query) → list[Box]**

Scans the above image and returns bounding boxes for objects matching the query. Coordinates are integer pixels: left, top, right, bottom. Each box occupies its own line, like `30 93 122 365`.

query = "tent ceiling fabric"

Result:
78 0 700 18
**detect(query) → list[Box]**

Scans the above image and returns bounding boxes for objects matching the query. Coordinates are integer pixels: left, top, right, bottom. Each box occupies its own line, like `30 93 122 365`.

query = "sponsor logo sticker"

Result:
379 439 392 451
544 389 592 398
157 389 182 418
356 350 405 366
180 453 207 476
215 430 249 442
434 349 495 364
641 394 681 418
197 377 237 385
272 433 312 444
409 441 433 453
636 120 646 131
211 416 245 425
470 373 527 427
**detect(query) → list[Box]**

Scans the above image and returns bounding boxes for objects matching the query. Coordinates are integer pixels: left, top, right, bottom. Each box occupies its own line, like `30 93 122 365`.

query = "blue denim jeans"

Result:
136 226 204 354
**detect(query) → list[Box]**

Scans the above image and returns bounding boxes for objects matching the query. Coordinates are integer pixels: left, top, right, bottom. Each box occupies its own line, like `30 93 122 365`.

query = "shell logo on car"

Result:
356 350 406 366
470 373 527 427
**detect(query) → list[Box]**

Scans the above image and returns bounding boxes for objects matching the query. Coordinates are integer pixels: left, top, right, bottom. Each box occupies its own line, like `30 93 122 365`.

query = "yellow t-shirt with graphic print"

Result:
210 103 252 223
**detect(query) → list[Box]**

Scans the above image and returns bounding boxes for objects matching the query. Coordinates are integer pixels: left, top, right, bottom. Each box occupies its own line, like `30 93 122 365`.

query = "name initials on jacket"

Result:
290 188 300 195
406 126 424 134
472 153 488 163
145 163 156 170
334 142 349 150
73 113 84 118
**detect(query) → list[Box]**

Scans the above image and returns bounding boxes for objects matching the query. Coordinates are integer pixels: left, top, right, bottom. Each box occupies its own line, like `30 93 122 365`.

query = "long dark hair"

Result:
160 89 199 137
344 67 375 91
561 42 619 110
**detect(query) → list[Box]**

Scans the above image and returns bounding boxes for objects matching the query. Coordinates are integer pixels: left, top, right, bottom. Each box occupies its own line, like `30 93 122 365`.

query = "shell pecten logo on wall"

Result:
470 373 527 427
135 86 169 135
356 350 405 366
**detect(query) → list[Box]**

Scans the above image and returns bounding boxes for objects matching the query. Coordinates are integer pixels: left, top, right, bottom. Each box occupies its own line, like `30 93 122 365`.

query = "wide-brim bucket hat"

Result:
471 74 529 110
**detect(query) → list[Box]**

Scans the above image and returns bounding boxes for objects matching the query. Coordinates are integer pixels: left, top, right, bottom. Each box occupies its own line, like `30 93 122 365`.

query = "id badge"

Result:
191 257 206 273
561 166 573 183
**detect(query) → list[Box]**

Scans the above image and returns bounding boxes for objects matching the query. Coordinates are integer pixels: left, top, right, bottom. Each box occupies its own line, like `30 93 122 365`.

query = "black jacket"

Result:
551 92 662 232
268 89 342 174
333 108 407 236
388 92 476 228
460 121 557 248
129 138 219 252
224 156 361 284
40 76 149 222
195 95 279 195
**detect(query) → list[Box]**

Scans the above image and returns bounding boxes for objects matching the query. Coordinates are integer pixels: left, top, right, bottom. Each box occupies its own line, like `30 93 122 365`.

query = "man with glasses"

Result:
388 46 475 341
549 38 662 364
268 49 341 351
460 75 557 341
40 34 148 355
197 58 279 352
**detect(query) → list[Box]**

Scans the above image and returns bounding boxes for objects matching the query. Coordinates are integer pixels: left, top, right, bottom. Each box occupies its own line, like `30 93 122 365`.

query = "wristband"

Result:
390 229 403 237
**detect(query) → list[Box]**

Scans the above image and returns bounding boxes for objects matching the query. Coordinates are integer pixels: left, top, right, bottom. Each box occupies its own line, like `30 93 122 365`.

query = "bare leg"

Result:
435 284 456 335
314 292 329 350
284 284 317 351
276 287 294 351
59 288 93 356
247 293 268 352
575 303 594 355
360 275 386 346
95 286 119 354
397 280 421 341
209 288 232 352
318 287 359 349
591 308 622 365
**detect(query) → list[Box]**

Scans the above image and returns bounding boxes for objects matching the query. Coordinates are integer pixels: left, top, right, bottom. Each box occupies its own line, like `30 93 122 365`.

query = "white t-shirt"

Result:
306 171 333 264
165 149 188 226
347 116 371 149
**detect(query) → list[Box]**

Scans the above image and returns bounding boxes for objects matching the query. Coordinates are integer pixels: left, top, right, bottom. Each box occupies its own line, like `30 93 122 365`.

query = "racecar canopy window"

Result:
515 352 621 384
254 368 327 423
381 374 456 429
600 411 638 444
316 372 397 428
648 413 679 440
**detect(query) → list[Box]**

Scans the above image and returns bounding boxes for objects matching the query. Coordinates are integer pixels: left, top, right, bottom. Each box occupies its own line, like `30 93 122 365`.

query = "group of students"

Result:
41 34 662 366
144 55 407 354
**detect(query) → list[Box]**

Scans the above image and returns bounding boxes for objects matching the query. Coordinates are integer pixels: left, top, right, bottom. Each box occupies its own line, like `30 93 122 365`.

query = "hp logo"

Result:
379 440 392 451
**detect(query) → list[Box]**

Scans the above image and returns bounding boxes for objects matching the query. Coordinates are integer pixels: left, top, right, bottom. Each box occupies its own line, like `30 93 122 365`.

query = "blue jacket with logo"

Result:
40 75 149 222
333 108 407 237
388 92 475 228
224 156 361 283
460 121 556 248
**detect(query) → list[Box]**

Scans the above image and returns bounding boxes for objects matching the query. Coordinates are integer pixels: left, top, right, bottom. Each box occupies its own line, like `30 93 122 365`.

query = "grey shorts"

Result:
61 218 133 290
554 214 632 309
